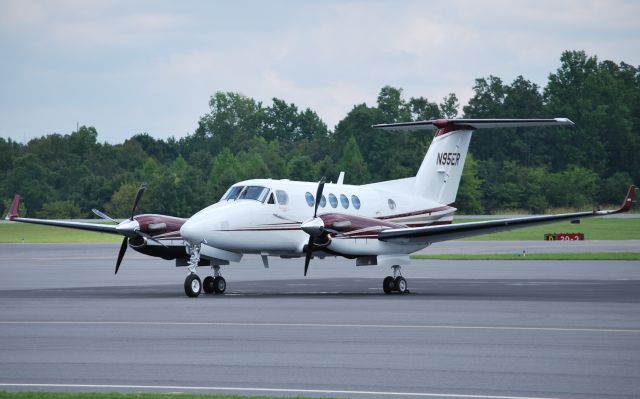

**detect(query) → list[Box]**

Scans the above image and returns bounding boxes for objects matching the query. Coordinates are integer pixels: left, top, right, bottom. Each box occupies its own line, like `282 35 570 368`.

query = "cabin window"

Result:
328 193 338 208
388 198 396 210
320 195 327 208
351 195 361 210
222 186 243 201
305 192 315 207
238 186 270 202
340 194 349 209
275 190 289 205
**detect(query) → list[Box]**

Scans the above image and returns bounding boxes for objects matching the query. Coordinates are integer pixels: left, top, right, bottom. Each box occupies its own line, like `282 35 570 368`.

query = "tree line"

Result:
1 50 638 218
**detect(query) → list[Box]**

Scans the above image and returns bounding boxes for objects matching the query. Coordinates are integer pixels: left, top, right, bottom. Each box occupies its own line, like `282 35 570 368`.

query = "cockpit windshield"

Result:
221 185 270 203
238 186 270 202
222 186 243 201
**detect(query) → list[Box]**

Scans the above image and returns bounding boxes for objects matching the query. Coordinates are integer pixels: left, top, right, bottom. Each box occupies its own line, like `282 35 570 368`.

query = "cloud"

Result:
1 0 639 142
0 0 45 28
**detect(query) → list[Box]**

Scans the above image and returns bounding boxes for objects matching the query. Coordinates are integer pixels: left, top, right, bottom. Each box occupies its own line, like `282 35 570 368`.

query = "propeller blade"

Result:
115 236 128 274
313 177 326 218
303 236 314 276
303 176 327 276
136 230 167 248
92 208 118 223
130 183 147 220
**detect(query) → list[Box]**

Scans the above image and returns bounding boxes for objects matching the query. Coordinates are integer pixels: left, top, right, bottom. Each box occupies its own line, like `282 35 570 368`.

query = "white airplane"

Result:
177 118 636 297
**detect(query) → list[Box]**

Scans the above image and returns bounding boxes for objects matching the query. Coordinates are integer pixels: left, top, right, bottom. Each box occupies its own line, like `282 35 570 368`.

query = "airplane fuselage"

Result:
180 178 455 259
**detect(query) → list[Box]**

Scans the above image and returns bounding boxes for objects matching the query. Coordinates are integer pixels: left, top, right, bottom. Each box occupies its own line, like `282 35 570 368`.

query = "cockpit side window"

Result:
267 192 276 204
222 186 244 201
275 190 289 205
238 186 270 202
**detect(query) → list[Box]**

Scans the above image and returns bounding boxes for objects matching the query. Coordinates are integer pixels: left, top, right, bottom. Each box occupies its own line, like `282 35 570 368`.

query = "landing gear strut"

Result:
203 266 226 294
184 243 202 297
383 265 409 294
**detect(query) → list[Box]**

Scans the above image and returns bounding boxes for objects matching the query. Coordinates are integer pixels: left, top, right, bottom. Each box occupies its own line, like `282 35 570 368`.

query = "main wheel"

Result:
382 276 395 294
395 276 408 293
203 276 215 294
213 276 226 294
184 274 202 297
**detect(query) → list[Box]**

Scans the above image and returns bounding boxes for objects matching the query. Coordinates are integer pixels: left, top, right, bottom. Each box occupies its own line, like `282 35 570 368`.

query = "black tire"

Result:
395 276 407 293
203 276 215 294
184 274 202 297
383 276 395 294
213 276 226 294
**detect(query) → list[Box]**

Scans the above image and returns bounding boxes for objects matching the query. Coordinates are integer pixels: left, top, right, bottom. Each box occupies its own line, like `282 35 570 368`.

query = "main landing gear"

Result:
183 244 227 298
383 265 409 294
203 266 226 295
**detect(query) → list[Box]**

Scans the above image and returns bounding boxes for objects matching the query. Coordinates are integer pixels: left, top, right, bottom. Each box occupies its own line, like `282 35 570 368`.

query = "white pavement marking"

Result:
0 383 567 399
1 320 638 333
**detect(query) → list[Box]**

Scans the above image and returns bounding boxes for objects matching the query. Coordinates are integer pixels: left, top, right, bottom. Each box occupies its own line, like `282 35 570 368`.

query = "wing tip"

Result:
5 194 20 220
554 117 575 126
617 185 637 213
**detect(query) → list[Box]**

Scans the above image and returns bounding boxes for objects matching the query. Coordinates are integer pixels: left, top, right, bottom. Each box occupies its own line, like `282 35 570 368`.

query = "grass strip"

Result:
0 223 121 243
411 252 640 261
453 217 640 241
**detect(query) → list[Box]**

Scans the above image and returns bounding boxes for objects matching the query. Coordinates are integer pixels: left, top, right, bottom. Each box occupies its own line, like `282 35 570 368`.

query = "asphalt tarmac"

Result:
1 243 639 399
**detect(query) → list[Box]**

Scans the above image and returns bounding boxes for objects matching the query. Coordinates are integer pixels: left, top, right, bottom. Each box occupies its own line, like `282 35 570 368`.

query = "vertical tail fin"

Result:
414 128 472 204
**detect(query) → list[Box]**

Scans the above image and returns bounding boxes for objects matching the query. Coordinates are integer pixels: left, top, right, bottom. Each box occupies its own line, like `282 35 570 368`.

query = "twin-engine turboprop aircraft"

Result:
5 118 636 298
177 118 635 297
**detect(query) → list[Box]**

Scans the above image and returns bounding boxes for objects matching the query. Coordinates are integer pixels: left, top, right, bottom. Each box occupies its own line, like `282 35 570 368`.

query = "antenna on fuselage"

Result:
337 171 345 185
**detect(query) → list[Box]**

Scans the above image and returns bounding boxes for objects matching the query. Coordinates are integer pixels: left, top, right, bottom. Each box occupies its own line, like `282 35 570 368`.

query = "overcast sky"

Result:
1 0 638 143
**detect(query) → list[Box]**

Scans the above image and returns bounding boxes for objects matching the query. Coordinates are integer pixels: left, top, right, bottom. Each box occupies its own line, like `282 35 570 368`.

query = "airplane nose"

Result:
180 218 201 245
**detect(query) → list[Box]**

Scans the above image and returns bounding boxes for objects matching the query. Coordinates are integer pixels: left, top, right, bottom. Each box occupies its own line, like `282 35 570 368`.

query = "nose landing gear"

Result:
183 243 227 297
184 243 202 297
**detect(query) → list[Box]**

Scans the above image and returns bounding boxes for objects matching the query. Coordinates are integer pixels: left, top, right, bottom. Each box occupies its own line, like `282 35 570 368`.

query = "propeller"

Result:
301 177 326 276
114 183 147 274
91 208 118 223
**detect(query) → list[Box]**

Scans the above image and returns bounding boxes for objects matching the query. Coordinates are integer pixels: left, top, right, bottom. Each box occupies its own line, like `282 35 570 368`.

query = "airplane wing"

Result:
5 194 120 235
378 185 636 245
372 118 574 131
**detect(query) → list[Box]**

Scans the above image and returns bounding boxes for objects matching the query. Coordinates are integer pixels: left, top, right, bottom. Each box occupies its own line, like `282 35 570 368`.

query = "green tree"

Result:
456 153 483 214
36 200 82 219
285 154 317 182
439 93 459 119
337 137 370 184
106 182 141 218
208 148 241 201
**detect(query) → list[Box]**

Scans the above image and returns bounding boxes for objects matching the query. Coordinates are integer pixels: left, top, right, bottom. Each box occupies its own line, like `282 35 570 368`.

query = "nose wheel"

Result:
184 274 202 297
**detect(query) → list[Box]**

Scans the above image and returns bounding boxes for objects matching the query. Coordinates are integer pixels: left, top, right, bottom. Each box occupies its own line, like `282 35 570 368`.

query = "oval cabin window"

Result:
328 193 338 208
340 194 349 209
351 195 361 210
305 192 315 207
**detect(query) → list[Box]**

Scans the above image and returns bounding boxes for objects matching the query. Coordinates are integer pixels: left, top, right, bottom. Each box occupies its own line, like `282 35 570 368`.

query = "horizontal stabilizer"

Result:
372 118 574 131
